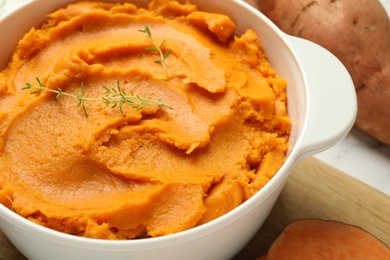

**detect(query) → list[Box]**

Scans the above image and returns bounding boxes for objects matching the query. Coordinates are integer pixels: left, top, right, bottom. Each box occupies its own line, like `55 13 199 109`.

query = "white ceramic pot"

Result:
0 0 357 259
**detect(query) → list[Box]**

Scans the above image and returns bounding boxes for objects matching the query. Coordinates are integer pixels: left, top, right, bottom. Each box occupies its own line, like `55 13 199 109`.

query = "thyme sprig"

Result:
139 26 171 71
22 77 172 117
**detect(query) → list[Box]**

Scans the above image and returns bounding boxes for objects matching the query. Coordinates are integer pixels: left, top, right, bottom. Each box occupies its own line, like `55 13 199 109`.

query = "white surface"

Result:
316 128 390 196
0 0 389 198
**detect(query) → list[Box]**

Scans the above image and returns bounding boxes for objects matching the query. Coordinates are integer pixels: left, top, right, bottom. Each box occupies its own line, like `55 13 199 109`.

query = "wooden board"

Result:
1 157 389 259
235 157 390 259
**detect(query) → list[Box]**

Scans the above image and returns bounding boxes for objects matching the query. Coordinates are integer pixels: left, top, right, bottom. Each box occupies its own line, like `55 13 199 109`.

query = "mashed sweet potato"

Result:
0 0 290 239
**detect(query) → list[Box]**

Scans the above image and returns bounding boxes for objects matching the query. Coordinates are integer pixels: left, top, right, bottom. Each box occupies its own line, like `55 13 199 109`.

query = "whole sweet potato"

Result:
257 0 390 145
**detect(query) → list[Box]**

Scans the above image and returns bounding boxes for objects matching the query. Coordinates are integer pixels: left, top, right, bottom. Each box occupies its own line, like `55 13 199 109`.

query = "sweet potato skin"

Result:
257 0 390 145
261 219 390 259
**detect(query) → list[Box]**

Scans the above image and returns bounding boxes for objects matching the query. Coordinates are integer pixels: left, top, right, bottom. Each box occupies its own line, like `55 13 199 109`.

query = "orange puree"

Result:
0 0 290 239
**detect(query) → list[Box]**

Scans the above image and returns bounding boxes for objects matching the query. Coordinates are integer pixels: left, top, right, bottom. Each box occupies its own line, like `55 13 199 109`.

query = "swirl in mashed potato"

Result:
0 0 290 239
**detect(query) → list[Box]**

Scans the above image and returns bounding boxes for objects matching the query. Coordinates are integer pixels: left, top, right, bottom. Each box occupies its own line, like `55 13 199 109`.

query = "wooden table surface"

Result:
1 157 389 259
236 157 390 259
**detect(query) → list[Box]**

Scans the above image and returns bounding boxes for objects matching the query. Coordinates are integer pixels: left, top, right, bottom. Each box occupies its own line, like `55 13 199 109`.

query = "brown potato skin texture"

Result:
257 0 390 145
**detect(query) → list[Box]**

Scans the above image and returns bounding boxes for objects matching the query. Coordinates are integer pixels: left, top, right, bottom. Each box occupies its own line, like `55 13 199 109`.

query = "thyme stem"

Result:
22 77 172 117
139 26 171 72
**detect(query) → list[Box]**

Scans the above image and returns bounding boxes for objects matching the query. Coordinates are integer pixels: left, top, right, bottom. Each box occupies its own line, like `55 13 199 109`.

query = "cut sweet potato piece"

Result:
261 219 390 259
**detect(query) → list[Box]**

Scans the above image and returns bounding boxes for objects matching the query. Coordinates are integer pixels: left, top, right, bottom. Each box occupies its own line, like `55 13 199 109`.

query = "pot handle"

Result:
285 35 357 160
